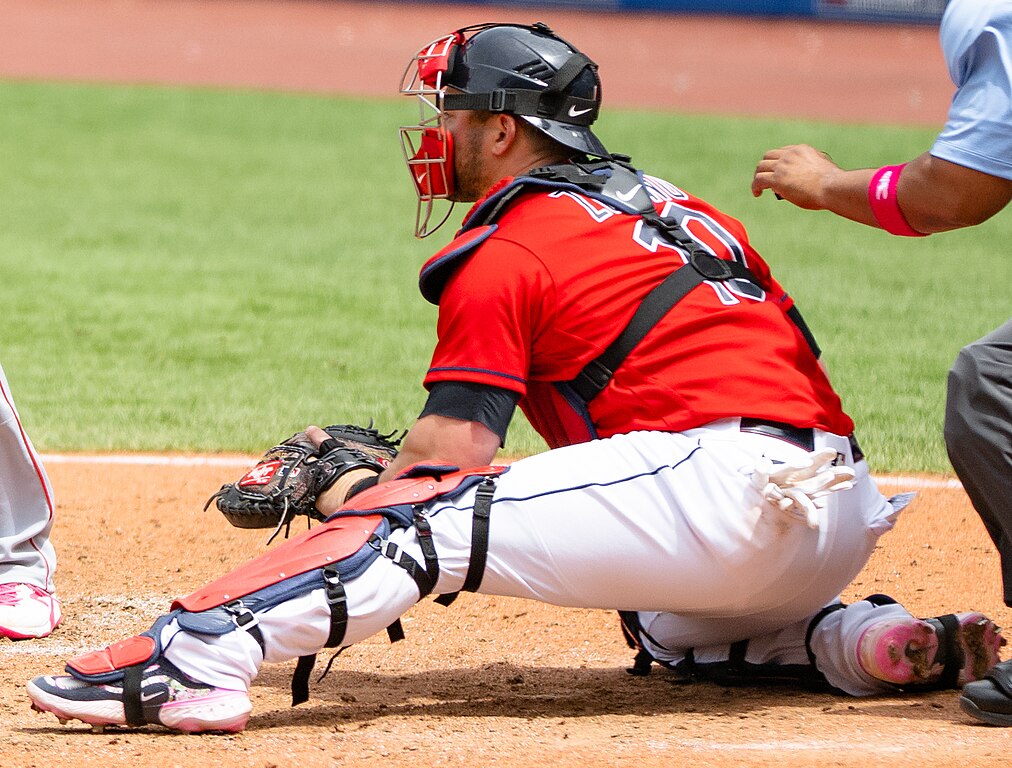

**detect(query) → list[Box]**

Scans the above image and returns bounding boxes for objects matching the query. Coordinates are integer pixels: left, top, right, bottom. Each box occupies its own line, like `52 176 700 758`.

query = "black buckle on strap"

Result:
690 250 733 281
489 88 508 112
570 359 614 403
223 599 266 660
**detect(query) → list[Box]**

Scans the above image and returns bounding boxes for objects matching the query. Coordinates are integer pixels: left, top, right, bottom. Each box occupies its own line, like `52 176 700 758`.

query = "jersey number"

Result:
632 201 764 306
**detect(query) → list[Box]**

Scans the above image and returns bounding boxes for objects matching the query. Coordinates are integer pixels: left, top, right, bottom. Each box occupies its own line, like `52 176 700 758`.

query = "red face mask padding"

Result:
410 126 455 198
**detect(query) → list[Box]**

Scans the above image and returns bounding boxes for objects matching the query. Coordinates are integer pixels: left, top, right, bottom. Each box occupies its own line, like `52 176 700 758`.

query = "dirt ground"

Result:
4 1 1010 766
4 461 1010 767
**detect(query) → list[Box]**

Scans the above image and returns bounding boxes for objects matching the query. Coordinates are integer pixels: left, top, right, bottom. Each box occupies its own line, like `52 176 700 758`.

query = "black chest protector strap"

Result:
570 246 756 403
526 160 767 404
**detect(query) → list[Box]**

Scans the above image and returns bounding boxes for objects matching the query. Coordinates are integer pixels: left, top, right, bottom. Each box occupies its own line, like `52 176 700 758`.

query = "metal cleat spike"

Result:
91 724 105 734
57 718 69 725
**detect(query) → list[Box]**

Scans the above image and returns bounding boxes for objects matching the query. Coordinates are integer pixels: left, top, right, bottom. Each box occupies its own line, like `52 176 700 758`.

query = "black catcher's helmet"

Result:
400 22 608 236
441 23 608 158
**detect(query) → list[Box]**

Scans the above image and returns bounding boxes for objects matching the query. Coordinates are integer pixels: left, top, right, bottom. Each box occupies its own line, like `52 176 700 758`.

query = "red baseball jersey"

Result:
422 173 854 449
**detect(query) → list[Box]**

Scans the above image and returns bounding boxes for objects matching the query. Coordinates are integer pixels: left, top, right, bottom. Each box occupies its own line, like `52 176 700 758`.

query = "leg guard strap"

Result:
676 639 831 691
321 565 348 648
616 611 668 676
434 477 496 607
370 534 437 599
291 564 350 706
122 663 145 727
292 512 444 707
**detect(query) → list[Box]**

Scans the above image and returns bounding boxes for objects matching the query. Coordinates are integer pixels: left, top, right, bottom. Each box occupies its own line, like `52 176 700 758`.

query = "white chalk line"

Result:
38 453 965 490
1 594 169 659
875 475 963 490
671 738 908 753
40 453 255 467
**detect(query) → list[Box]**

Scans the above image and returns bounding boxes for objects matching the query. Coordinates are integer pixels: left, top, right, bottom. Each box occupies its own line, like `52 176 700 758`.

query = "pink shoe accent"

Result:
0 583 62 640
858 612 1006 689
858 618 938 685
959 613 1006 684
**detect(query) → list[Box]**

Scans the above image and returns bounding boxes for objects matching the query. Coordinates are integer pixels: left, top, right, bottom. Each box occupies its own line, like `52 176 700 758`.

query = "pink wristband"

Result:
868 164 926 237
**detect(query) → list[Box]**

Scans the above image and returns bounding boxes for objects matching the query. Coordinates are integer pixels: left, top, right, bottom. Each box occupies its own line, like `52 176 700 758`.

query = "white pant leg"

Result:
163 539 427 691
474 425 892 616
162 424 894 691
0 361 57 591
807 599 919 696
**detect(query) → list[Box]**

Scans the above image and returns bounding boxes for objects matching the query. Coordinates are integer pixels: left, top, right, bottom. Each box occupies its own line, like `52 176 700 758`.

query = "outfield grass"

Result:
0 80 1007 471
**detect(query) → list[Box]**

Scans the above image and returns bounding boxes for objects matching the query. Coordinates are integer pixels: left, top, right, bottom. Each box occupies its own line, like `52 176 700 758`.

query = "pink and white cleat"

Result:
28 658 252 733
0 583 62 640
858 611 1005 690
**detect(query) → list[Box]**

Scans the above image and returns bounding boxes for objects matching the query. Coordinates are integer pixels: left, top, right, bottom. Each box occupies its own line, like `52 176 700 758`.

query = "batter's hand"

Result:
751 144 841 210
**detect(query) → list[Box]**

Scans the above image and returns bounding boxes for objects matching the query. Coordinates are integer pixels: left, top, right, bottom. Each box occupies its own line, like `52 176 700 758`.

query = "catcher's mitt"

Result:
205 424 401 532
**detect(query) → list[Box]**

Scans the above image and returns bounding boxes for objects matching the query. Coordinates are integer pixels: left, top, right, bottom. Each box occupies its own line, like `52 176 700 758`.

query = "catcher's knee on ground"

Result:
621 596 1004 697
618 610 832 690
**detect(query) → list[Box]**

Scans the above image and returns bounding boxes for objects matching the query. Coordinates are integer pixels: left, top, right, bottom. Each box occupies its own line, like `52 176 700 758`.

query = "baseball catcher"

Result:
28 22 1005 734
205 424 401 536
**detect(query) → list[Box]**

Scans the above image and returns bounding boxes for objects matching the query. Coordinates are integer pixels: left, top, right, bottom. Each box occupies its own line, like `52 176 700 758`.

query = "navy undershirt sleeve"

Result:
419 381 520 444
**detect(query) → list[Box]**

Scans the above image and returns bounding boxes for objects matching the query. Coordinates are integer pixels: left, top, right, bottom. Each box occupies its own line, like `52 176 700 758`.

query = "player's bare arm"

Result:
374 415 501 481
753 146 1012 234
751 144 876 225
898 153 1012 232
300 417 499 516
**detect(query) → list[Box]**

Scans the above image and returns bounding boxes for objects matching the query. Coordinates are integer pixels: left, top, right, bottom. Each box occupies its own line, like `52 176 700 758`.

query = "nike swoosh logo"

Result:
140 690 163 702
614 185 642 202
568 106 593 117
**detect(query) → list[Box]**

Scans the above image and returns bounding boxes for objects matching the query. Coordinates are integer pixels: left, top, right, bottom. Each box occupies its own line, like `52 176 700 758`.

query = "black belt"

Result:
740 418 815 451
739 418 864 463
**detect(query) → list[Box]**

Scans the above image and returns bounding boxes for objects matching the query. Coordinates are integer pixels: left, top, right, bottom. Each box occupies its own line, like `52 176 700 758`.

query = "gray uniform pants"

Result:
945 319 1012 605
0 362 57 591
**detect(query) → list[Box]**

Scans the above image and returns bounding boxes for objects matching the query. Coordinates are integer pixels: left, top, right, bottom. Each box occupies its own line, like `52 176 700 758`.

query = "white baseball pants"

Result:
0 361 57 591
162 420 903 696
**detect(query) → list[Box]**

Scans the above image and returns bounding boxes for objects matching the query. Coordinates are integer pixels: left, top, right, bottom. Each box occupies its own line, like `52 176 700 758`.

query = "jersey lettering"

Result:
643 174 688 202
549 190 619 222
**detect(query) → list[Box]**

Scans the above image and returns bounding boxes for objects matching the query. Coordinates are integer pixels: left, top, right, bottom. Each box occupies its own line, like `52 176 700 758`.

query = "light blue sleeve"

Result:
930 9 1012 180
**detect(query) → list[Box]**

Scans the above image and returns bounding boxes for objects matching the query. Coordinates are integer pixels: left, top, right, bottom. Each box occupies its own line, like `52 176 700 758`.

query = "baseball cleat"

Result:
27 658 251 733
960 659 1012 726
0 583 62 640
857 612 1005 689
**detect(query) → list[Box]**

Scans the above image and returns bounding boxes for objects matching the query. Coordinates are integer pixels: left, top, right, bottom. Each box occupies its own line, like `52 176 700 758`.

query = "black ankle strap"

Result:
122 663 146 726
932 613 963 690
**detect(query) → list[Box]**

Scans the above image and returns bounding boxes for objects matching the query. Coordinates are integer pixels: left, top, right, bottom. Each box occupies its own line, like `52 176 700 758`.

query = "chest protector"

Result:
419 158 818 445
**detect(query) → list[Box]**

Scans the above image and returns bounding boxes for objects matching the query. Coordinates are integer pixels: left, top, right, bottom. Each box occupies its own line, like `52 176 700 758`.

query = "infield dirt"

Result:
2 2 1009 766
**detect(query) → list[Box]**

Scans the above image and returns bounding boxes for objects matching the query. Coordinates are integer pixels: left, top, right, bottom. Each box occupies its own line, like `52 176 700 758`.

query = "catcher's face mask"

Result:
399 22 607 239
399 31 463 239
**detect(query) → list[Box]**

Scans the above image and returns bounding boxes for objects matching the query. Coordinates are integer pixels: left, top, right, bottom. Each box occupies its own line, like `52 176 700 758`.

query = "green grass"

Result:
0 81 1007 470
